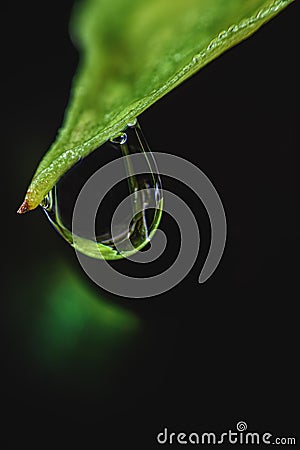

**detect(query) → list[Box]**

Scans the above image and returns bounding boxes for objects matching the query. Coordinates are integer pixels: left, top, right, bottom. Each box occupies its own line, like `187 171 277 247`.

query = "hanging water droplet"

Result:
126 117 138 127
40 119 163 259
110 132 127 145
40 191 52 210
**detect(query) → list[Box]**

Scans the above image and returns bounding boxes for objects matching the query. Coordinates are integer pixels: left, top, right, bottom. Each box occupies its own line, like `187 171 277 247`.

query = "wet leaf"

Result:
19 0 294 212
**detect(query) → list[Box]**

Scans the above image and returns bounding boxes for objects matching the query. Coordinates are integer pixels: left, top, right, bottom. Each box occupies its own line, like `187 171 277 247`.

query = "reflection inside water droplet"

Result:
40 120 163 259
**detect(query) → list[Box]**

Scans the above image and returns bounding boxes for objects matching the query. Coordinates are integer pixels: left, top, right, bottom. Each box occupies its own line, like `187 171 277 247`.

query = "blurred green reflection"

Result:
32 263 140 372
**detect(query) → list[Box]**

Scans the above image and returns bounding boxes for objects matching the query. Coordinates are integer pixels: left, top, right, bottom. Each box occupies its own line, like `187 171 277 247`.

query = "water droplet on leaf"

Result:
40 120 163 259
110 132 127 145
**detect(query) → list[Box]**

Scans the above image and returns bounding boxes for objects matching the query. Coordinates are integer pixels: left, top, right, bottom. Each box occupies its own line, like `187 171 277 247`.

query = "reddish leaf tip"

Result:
17 200 30 215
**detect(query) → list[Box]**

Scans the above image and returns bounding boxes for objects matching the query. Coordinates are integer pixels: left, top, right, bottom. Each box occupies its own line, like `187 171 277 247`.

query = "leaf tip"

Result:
17 200 30 215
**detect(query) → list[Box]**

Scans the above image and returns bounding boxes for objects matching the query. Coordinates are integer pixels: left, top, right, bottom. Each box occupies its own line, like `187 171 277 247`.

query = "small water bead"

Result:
40 192 52 210
110 132 127 145
40 119 163 260
218 30 227 39
126 118 138 127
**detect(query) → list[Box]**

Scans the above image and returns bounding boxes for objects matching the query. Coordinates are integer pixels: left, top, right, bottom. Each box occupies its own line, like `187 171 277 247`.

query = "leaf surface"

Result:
19 0 294 212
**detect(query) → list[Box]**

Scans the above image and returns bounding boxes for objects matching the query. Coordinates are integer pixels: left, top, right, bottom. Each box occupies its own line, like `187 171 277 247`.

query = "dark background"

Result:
2 1 298 448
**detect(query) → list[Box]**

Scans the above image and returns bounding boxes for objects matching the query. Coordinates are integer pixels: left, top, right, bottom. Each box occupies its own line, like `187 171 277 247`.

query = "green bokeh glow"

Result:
31 263 140 373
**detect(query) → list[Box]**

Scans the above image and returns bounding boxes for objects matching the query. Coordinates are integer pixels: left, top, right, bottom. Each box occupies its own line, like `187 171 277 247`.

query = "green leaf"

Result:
19 0 294 213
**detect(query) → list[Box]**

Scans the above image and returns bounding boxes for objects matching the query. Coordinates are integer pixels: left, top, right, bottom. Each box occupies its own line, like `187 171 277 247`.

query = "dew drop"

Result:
126 117 138 127
40 191 52 210
40 120 163 259
110 132 127 145
256 9 265 19
218 30 226 39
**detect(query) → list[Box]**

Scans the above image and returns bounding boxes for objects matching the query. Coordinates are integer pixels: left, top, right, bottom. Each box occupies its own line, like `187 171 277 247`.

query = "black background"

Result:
1 1 298 448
